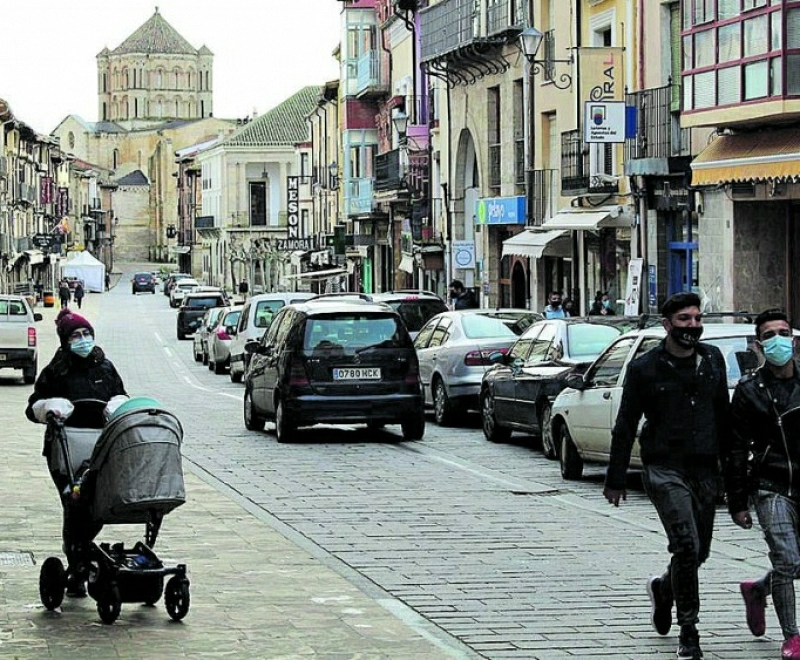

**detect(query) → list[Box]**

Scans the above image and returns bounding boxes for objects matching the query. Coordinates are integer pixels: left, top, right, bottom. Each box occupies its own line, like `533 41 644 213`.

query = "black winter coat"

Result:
605 340 731 490
725 364 800 515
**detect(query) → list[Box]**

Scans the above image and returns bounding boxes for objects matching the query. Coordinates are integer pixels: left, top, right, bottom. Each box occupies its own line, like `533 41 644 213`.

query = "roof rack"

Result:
307 292 374 303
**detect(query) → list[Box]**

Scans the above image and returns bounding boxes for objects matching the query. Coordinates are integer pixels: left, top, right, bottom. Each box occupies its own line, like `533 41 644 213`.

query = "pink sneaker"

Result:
782 635 800 659
740 580 767 637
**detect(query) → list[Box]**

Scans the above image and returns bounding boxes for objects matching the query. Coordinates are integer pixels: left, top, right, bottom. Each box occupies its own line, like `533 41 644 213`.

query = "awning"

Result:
290 250 310 266
24 249 44 265
284 267 347 280
541 206 628 231
398 255 415 273
692 127 800 185
502 229 568 259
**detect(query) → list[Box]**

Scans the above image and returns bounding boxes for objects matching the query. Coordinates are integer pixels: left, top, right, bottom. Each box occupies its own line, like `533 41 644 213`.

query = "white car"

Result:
551 322 800 480
169 278 199 308
0 295 42 384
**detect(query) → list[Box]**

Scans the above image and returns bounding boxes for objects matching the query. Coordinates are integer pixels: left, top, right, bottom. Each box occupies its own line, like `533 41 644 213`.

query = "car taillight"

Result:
464 347 507 366
288 358 309 386
28 327 36 348
216 327 231 341
405 359 420 385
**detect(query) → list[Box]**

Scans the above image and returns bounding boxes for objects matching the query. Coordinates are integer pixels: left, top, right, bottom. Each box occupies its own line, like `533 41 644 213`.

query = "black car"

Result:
131 272 155 294
370 291 448 339
243 299 425 443
479 317 636 458
176 292 228 340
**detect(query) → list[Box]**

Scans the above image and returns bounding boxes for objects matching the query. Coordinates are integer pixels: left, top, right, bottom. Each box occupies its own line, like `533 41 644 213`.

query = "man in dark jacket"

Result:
26 308 127 598
448 280 478 310
726 309 800 659
604 291 731 660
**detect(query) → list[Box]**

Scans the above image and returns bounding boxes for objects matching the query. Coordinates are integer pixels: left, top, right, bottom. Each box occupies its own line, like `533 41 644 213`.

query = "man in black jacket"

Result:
604 292 731 660
726 309 800 660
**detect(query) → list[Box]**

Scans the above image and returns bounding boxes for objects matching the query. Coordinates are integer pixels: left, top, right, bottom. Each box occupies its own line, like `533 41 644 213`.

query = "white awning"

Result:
502 229 568 259
24 249 44 265
541 205 629 231
398 255 415 273
290 250 310 266
284 267 347 280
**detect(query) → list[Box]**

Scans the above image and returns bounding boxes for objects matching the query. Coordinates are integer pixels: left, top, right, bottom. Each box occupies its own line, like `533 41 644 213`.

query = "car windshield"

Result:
462 314 517 339
254 301 285 328
567 323 624 359
382 299 447 332
304 314 407 351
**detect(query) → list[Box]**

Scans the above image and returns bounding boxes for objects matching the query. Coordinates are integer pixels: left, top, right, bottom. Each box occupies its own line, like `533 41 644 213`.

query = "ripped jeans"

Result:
642 464 718 627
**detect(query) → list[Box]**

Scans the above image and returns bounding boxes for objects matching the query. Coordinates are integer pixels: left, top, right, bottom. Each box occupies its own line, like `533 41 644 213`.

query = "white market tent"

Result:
62 251 106 293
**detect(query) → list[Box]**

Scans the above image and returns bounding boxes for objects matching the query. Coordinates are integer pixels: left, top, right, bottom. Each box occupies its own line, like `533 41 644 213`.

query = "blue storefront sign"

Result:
476 196 526 225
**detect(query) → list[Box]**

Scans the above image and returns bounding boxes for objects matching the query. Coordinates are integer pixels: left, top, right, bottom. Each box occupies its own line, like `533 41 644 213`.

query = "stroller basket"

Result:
48 426 102 479
89 407 185 525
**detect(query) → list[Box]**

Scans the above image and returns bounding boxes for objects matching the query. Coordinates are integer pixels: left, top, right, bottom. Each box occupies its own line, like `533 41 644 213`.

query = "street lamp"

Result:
519 27 573 91
392 110 409 147
328 161 339 190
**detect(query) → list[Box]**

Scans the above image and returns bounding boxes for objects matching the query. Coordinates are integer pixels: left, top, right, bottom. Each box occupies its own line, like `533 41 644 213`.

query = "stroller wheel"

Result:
165 576 190 621
97 584 122 624
39 556 66 610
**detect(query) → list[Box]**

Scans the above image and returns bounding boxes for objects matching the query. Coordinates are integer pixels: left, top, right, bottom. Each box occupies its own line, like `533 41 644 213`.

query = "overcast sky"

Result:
0 0 342 134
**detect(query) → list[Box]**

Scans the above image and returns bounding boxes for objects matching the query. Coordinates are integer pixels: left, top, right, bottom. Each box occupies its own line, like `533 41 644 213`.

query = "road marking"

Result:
181 375 240 401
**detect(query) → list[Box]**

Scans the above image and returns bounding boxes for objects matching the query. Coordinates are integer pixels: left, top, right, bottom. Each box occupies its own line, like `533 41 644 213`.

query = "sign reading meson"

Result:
278 176 314 252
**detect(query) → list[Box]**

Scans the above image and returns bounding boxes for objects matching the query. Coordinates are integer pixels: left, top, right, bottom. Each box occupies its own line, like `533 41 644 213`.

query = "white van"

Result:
228 292 316 382
169 278 199 308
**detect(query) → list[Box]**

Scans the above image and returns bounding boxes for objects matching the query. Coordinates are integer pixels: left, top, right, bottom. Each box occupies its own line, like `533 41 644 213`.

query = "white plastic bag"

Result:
32 398 74 423
103 395 130 421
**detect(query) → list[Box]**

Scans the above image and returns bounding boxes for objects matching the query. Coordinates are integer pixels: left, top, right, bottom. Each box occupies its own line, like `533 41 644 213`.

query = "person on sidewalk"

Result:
73 281 84 309
448 280 478 310
604 291 731 660
725 308 800 659
25 308 127 598
58 280 71 309
543 290 570 319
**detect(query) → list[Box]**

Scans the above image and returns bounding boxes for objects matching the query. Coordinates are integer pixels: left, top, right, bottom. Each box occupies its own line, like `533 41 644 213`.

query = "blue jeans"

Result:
753 490 800 639
642 465 718 627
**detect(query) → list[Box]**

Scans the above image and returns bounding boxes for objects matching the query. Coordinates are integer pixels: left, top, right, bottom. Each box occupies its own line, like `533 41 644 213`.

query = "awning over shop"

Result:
284 267 347 280
691 127 800 185
541 206 628 231
290 250 310 266
501 229 568 259
24 249 44 265
398 255 415 273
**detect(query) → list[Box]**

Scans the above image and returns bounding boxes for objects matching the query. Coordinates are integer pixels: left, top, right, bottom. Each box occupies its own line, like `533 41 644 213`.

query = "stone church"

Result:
52 8 235 261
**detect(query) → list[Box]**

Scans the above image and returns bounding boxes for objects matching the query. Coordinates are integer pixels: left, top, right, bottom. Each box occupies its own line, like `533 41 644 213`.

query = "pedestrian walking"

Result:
604 291 731 660
105 271 111 292
448 280 478 310
25 308 127 598
73 281 84 309
238 278 249 302
543 290 569 319
589 291 616 316
725 308 800 659
58 280 71 309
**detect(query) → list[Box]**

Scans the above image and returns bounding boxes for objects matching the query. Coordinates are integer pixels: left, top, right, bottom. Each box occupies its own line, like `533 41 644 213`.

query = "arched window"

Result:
157 100 163 118
174 68 181 89
113 149 119 170
102 102 107 121
200 100 205 117
187 70 193 89
123 68 129 89
134 98 138 118
156 69 163 89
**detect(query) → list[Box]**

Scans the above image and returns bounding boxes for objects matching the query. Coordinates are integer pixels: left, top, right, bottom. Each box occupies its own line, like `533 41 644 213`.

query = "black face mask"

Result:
669 325 703 349
550 300 561 308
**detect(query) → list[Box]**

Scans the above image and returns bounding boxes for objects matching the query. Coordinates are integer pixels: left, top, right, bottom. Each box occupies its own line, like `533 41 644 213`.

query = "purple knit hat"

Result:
55 308 94 345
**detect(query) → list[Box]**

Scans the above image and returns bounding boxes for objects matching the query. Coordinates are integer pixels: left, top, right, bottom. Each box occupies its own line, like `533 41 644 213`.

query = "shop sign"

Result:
476 196 526 225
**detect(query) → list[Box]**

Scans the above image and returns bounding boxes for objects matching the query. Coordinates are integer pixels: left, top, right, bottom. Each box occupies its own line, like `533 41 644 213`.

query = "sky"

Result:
0 0 343 134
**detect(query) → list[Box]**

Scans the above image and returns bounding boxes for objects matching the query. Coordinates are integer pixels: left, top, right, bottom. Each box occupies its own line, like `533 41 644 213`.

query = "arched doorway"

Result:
511 259 528 309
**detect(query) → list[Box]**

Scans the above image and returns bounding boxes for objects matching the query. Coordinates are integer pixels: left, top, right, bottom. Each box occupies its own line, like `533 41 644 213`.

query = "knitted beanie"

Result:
55 308 94 345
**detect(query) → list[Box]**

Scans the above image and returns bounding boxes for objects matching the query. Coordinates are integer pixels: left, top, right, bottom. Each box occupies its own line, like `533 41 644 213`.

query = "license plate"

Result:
333 367 381 380
0 354 5 361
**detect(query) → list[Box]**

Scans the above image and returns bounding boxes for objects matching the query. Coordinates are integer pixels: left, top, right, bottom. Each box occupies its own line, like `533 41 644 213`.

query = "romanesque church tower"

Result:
96 7 213 130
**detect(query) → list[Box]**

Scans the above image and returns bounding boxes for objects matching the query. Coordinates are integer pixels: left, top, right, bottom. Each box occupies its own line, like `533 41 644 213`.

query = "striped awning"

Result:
691 128 800 185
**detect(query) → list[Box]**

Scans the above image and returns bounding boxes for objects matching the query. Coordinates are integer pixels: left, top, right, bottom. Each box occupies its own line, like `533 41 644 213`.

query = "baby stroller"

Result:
39 397 190 624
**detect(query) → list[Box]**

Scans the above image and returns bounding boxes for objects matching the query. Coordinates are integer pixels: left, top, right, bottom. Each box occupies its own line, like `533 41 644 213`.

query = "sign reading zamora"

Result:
279 176 315 252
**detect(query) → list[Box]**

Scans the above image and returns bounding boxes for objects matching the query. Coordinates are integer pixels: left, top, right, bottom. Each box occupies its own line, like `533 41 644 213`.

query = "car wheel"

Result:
230 368 242 383
177 330 186 340
433 378 454 427
207 359 214 371
202 350 208 366
214 359 225 375
401 410 425 441
539 402 557 460
243 388 266 431
193 345 202 362
275 397 296 443
481 388 511 443
559 422 584 480
366 420 385 432
23 360 37 385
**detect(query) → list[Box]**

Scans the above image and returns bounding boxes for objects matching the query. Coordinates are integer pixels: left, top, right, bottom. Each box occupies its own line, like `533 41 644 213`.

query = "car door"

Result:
512 322 557 427
250 308 290 413
423 316 453 402
414 317 441 406
492 329 539 425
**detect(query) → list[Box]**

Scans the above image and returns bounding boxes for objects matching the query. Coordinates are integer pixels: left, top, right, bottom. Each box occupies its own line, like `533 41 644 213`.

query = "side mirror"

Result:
226 325 236 336
244 340 261 354
565 373 586 391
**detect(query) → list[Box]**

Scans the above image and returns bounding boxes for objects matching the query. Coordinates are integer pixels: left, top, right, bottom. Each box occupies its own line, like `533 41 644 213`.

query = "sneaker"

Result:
782 635 800 660
647 575 673 635
677 625 703 660
740 580 767 637
65 571 87 598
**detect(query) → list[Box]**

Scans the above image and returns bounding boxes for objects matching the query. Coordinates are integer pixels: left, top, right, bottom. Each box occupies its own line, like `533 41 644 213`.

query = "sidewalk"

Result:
0 292 469 659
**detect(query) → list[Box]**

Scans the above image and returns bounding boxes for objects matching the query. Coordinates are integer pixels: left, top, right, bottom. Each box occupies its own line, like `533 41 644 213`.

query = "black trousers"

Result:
642 464 718 627
50 471 103 572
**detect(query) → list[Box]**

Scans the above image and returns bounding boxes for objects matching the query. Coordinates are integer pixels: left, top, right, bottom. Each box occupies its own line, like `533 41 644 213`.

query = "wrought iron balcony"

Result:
560 131 619 196
375 150 403 192
528 169 557 226
486 0 526 37
625 82 692 169
0 156 7 178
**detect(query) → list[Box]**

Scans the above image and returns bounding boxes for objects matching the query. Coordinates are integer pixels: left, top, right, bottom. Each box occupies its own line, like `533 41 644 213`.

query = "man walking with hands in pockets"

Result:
603 292 731 660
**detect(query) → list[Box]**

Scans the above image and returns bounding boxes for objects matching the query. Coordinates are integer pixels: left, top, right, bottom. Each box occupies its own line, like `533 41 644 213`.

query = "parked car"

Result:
550 323 800 480
192 306 229 364
414 309 526 426
208 307 243 375
243 299 425 443
176 291 228 340
479 317 636 457
370 291 448 339
169 278 200 308
477 309 544 335
131 272 156 294
163 272 192 296
228 292 316 383
0 295 42 384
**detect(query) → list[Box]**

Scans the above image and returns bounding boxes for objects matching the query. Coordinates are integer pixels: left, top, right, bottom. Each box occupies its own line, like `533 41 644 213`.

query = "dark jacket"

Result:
73 284 84 300
605 339 731 490
58 284 71 301
454 290 478 310
725 364 800 514
26 347 126 429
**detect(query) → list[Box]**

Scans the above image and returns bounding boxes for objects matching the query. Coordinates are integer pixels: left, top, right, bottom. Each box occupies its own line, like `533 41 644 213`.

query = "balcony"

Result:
375 149 403 192
489 144 501 193
625 83 692 176
486 0 525 38
528 169 557 226
356 51 389 99
560 130 619 197
0 156 7 178
16 183 35 205
420 0 475 63
344 178 374 217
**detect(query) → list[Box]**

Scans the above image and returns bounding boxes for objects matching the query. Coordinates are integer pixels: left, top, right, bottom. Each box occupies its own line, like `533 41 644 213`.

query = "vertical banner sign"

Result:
625 257 644 316
56 187 69 217
40 176 54 204
580 47 626 143
286 176 299 239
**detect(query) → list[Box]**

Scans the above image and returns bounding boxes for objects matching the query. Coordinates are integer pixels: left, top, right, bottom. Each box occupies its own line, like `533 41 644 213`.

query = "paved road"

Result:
10 265 787 659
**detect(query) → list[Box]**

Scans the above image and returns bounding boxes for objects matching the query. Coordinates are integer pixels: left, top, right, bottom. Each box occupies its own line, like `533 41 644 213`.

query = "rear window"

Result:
383 299 447 332
303 314 409 351
462 314 516 339
566 323 623 359
254 301 285 328
186 297 225 309
0 299 28 316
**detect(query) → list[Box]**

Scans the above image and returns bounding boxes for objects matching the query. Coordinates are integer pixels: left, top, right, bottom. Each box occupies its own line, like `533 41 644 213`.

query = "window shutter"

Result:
671 3 683 111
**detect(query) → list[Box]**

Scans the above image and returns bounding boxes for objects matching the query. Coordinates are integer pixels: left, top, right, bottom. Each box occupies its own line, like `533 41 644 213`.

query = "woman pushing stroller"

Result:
26 308 127 598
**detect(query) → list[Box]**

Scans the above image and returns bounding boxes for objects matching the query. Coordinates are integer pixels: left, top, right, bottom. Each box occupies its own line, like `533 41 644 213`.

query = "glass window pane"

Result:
744 15 769 57
787 54 800 95
788 8 800 49
695 29 716 68
718 66 741 105
772 58 783 96
772 10 783 51
719 0 740 20
719 24 741 63
744 59 769 99
683 35 694 70
694 70 716 108
684 74 694 109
